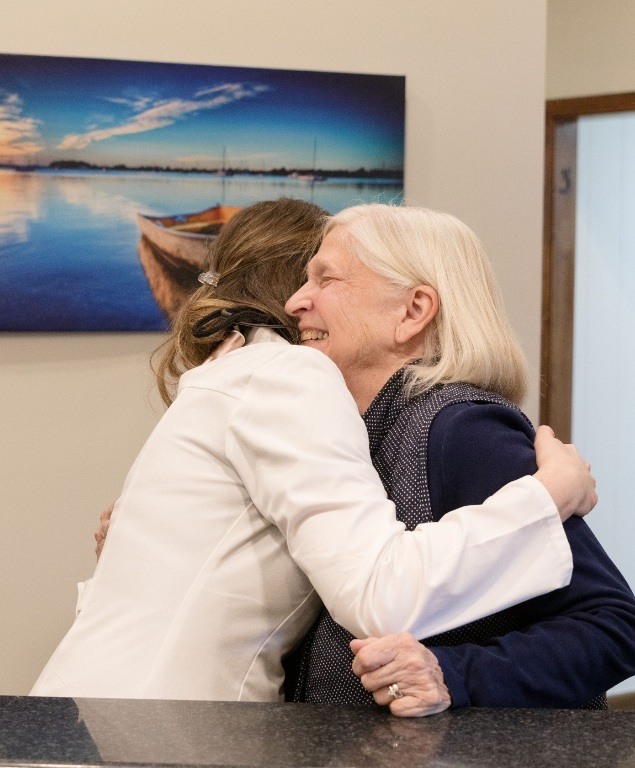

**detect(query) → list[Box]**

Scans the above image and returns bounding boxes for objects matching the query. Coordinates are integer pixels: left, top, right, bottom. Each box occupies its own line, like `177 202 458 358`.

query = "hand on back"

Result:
533 425 597 521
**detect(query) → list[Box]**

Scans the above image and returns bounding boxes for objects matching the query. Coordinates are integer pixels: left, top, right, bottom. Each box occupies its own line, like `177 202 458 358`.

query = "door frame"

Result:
541 92 635 441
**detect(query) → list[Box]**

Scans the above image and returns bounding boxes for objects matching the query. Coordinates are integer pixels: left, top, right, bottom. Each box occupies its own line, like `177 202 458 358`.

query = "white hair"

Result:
326 204 528 404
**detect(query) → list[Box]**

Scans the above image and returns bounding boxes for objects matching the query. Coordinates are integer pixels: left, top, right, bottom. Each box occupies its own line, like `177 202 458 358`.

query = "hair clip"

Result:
192 307 295 344
198 270 220 287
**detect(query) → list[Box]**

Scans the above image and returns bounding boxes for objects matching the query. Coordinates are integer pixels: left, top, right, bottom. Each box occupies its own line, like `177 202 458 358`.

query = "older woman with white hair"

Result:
285 203 635 716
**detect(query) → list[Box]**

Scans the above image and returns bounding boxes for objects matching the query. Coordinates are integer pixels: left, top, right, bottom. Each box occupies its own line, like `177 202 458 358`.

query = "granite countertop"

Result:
1 695 634 768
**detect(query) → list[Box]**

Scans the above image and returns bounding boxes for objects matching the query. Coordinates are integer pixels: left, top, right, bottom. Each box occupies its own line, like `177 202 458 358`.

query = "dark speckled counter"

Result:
1 695 634 768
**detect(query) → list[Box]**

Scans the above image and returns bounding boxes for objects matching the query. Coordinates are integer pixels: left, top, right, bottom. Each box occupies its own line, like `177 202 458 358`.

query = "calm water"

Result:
0 169 403 332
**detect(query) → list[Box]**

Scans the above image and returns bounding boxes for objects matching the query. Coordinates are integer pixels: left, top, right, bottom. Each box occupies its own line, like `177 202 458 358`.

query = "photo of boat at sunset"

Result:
0 53 405 331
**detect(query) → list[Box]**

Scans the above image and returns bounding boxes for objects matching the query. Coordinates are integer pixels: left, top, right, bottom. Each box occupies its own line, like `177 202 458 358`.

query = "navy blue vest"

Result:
288 374 607 710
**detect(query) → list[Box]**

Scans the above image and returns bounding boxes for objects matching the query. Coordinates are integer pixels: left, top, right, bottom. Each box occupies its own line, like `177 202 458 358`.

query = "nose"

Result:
285 282 312 317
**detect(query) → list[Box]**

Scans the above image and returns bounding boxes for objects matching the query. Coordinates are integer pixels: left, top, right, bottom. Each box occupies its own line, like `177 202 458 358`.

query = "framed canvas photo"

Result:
0 54 405 331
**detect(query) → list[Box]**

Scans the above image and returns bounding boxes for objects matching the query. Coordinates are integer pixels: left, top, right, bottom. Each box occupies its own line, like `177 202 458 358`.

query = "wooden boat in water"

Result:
136 204 242 269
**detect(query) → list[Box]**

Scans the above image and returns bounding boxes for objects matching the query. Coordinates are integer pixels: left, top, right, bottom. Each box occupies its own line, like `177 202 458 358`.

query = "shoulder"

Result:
398 385 534 456
427 399 537 515
180 342 346 399
430 400 534 455
240 343 349 400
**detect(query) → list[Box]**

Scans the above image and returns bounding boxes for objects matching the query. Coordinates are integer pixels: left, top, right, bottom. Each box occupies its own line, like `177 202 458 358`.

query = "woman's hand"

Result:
94 503 114 560
533 425 597 521
350 633 451 717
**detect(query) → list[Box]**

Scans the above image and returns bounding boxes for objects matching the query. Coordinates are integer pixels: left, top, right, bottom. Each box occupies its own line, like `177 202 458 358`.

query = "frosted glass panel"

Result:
573 112 635 695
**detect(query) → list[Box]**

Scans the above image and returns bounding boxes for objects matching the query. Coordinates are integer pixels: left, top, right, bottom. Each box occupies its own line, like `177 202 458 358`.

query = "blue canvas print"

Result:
0 54 405 331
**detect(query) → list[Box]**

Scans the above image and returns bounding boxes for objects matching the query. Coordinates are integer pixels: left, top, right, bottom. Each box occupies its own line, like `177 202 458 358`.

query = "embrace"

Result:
32 199 635 716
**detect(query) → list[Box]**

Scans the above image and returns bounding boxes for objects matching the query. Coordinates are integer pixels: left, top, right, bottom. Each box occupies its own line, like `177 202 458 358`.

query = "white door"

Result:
573 110 635 695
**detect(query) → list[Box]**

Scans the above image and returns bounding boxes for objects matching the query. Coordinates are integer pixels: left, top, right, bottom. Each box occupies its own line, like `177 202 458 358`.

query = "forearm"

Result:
428 520 635 708
326 476 571 639
228 352 572 640
431 611 635 708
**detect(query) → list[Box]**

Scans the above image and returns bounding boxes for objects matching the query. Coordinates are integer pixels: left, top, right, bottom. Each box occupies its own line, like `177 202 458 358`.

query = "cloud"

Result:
58 83 267 151
0 92 44 159
194 83 270 98
104 95 154 112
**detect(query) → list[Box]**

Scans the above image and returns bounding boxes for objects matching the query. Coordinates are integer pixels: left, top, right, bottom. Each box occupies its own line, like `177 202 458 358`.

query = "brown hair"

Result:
153 198 327 405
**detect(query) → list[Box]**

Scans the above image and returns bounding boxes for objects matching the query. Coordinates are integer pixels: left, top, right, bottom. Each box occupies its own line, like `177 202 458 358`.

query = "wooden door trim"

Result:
541 92 635 440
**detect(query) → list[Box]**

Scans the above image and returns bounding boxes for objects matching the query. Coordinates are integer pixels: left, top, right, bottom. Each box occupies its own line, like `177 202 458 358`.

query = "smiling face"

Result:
285 225 431 411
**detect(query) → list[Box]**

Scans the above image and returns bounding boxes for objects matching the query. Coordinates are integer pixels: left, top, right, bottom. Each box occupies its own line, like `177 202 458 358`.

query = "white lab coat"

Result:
31 329 571 701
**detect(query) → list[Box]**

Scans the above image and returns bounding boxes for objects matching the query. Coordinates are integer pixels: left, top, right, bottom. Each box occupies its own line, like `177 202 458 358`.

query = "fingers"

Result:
361 654 443 697
372 684 400 707
533 424 563 465
351 634 405 676
351 632 422 677
360 657 408 693
351 634 452 718
349 637 377 655
371 679 451 717
94 527 107 559
388 693 451 718
99 503 114 525
94 525 107 559
94 503 115 561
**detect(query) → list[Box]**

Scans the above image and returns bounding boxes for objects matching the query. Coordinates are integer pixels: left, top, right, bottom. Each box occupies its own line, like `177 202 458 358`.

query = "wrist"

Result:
534 468 571 521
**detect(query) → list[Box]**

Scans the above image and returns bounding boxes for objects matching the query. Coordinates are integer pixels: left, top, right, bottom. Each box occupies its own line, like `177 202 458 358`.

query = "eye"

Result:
320 274 336 285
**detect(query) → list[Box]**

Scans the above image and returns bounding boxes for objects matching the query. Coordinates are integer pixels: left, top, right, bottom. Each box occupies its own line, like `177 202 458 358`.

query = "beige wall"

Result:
0 0 547 693
547 0 635 99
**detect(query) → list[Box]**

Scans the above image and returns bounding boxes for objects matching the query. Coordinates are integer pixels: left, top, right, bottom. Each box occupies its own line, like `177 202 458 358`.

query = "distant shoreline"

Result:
0 160 403 183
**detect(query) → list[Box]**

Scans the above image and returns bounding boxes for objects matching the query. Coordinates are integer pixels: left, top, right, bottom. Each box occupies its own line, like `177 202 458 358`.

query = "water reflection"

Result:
137 236 199 320
0 169 43 243
55 174 145 223
0 169 402 331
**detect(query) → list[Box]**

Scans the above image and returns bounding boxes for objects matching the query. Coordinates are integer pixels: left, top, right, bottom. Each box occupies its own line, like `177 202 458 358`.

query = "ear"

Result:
394 285 439 346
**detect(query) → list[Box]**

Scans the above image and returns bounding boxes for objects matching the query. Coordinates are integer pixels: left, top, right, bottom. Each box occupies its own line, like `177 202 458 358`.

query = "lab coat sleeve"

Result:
224 346 573 640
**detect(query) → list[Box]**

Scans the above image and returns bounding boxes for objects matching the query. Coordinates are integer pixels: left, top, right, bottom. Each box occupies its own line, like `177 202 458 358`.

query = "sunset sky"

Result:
0 54 405 171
